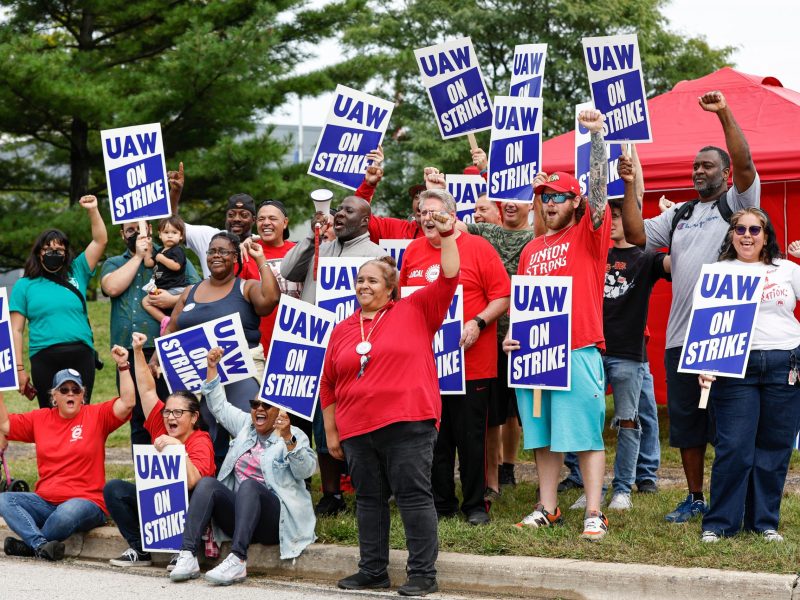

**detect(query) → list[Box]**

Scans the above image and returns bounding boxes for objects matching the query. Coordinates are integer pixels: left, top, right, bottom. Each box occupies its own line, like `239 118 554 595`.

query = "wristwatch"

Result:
472 316 487 330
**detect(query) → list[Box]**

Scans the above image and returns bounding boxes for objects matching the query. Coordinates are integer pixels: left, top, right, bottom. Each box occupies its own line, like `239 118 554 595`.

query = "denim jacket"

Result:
201 376 317 559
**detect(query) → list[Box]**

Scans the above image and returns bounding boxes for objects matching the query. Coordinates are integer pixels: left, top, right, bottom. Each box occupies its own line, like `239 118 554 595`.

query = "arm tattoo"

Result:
588 131 608 229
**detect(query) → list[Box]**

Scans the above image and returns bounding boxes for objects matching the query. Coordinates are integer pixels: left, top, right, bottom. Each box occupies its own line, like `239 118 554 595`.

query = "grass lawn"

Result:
5 301 800 574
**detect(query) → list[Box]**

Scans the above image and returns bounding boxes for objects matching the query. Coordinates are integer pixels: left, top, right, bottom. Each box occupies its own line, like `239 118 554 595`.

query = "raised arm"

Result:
9 312 28 395
168 162 184 216
579 109 608 230
432 212 459 278
111 346 135 421
631 144 644 211
79 195 108 270
618 148 646 246
698 91 756 192
532 172 548 237
131 332 160 420
243 240 280 316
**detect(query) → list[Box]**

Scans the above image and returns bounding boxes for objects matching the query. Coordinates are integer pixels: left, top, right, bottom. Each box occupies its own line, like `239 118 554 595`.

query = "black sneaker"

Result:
109 547 153 567
499 463 517 487
467 509 490 526
35 540 65 561
4 537 35 557
315 493 346 516
337 571 391 590
557 477 583 492
398 576 439 596
636 480 658 494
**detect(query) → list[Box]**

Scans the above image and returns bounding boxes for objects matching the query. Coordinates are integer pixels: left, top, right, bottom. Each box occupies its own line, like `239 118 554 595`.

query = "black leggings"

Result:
181 477 280 560
30 342 95 408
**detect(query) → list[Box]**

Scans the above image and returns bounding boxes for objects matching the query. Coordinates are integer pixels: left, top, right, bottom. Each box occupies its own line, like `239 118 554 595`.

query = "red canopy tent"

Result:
541 67 800 403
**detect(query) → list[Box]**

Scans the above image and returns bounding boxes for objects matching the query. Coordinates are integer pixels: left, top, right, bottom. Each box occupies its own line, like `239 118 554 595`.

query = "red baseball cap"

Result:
534 171 581 196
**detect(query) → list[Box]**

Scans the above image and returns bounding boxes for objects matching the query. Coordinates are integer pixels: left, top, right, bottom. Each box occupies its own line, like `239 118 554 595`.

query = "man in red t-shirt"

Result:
400 188 510 525
504 110 612 541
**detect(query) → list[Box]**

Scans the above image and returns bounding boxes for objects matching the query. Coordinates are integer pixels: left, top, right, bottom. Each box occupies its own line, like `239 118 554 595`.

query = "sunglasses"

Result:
161 408 191 418
249 399 271 410
733 225 762 236
541 192 576 204
43 249 66 257
58 385 82 395
206 248 235 257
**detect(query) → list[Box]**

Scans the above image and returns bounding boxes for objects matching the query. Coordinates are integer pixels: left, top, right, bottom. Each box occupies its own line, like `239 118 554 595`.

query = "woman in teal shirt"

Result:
10 195 107 407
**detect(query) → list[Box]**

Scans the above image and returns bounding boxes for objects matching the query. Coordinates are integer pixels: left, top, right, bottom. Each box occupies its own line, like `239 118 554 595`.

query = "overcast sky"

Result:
271 0 797 128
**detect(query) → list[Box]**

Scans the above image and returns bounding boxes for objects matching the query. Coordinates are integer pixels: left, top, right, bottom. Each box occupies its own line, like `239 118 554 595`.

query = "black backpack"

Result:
667 197 733 252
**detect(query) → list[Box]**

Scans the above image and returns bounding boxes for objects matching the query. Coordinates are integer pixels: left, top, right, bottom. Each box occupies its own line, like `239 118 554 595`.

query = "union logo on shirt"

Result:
70 425 83 443
424 264 441 282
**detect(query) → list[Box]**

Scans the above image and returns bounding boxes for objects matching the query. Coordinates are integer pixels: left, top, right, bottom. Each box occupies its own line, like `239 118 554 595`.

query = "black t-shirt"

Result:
154 245 187 290
603 246 669 362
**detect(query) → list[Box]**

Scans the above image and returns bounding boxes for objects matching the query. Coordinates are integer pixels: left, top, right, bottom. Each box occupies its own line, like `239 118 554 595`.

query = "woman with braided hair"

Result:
152 231 280 466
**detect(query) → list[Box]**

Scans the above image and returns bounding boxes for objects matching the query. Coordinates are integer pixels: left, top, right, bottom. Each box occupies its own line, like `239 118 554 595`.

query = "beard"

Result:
694 173 725 199
542 203 576 232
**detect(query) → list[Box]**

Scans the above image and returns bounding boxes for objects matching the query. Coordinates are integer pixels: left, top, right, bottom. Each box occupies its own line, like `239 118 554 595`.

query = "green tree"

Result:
341 0 733 216
0 0 367 269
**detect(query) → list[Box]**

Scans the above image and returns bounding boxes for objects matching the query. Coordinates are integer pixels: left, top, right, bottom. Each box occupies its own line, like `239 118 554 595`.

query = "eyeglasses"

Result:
161 408 190 418
419 210 449 218
206 248 235 257
733 225 763 236
43 249 66 257
58 385 82 395
541 192 576 204
249 399 271 410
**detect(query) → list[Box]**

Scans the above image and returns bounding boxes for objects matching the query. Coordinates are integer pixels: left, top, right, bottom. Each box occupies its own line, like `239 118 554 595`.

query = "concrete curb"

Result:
1 520 797 599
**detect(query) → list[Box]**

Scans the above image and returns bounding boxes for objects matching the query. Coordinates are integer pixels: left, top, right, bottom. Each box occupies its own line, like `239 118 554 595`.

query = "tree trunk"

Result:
69 117 90 205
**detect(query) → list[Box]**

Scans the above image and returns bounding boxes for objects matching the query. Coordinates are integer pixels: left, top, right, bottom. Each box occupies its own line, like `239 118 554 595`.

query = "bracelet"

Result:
258 263 270 271
117 362 131 372
283 435 297 446
439 227 456 238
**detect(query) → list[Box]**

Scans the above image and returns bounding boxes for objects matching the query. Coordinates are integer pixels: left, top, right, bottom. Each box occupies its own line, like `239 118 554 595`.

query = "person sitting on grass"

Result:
0 350 134 561
103 331 216 568
170 347 316 586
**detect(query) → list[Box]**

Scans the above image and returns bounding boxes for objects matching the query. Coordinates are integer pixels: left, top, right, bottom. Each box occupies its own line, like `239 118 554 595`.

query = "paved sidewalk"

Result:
1 520 797 599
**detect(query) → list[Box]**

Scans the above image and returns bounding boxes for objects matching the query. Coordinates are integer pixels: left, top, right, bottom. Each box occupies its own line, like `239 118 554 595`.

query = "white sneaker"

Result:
569 493 587 510
701 530 720 543
581 512 609 542
204 552 247 586
608 492 632 510
762 529 784 542
169 550 200 582
515 505 563 528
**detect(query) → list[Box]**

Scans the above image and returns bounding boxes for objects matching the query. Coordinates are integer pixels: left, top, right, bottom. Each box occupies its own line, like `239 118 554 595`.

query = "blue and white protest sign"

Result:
574 101 625 200
316 257 371 323
415 37 493 139
678 263 765 378
379 239 412 272
509 44 547 98
508 276 572 390
582 34 652 143
402 285 465 395
260 295 334 421
155 313 257 394
308 85 394 190
488 96 542 203
101 123 170 225
134 445 188 553
447 174 487 224
0 288 18 392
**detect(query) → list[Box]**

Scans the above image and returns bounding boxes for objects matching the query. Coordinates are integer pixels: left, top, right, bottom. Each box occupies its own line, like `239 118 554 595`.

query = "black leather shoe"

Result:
467 509 490 526
35 540 65 561
557 477 583 492
4 537 35 557
337 571 391 590
398 576 439 596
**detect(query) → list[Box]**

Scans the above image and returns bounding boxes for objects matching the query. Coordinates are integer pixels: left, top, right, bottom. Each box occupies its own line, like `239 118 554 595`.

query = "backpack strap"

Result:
667 199 699 253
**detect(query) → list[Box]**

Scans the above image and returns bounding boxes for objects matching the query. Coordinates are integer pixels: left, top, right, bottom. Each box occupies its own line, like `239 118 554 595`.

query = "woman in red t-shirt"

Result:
0 347 134 561
319 209 459 596
104 332 216 568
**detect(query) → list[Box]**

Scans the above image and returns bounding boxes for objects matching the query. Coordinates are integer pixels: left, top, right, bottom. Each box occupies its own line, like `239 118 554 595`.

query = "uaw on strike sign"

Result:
102 123 171 224
134 445 188 553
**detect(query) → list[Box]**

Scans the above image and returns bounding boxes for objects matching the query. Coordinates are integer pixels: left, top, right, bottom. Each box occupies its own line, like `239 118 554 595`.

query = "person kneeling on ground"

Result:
104 332 216 568
0 351 134 561
170 347 317 586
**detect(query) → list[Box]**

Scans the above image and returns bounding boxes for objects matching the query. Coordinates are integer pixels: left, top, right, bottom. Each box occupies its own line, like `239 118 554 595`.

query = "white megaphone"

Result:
310 189 333 217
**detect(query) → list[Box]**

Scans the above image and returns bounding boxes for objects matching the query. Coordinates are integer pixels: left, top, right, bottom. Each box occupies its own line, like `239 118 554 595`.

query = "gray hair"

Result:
419 189 457 214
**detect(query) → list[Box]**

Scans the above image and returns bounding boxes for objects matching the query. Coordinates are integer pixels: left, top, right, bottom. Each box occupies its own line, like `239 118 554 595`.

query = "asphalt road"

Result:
0 556 493 600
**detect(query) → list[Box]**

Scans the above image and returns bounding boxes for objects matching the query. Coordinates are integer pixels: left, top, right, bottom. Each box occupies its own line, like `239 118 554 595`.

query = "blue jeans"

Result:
702 348 800 536
342 420 438 579
0 492 106 550
635 365 661 485
604 356 644 494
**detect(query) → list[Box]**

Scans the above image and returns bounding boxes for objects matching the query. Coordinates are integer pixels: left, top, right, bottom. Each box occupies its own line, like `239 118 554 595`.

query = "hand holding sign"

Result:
424 167 446 190
697 373 716 409
471 147 488 172
502 335 520 353
617 149 634 184
698 90 727 113
532 171 548 192
153 434 181 452
578 109 604 133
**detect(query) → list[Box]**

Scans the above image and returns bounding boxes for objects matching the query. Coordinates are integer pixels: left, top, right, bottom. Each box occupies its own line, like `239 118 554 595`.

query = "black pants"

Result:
30 342 95 408
103 480 143 552
181 477 279 560
432 379 490 516
118 347 169 445
342 420 438 579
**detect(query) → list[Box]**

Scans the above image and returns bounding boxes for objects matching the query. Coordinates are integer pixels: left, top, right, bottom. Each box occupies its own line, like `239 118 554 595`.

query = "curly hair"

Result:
717 207 783 265
209 231 243 276
358 256 399 301
24 229 74 282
